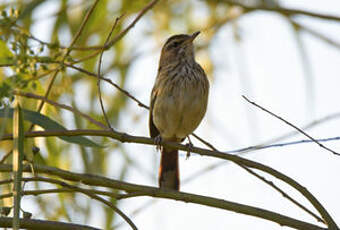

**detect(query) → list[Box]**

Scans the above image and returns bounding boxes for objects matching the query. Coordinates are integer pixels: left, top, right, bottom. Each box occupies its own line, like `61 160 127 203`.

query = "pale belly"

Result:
153 82 207 141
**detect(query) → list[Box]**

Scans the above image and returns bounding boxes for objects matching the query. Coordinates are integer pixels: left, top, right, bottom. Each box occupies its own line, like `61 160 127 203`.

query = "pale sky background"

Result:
19 0 340 229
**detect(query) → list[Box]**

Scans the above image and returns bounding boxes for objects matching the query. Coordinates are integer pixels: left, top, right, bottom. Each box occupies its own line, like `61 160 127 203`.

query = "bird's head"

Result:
159 31 200 67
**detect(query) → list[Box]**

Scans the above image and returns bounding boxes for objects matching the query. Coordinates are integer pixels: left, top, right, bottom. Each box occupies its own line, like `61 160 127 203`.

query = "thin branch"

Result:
191 133 216 150
252 112 340 149
75 0 160 51
191 132 324 224
0 188 119 200
0 129 337 228
13 91 107 129
240 166 324 223
21 177 138 230
290 19 340 50
67 0 159 63
242 95 340 156
0 164 327 230
63 63 149 109
223 0 340 21
225 136 340 154
0 217 101 230
29 0 100 132
66 0 100 54
0 150 12 164
96 17 122 130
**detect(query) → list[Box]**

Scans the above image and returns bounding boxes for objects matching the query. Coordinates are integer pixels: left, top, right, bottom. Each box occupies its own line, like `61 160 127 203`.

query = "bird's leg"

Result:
154 135 162 151
185 135 194 160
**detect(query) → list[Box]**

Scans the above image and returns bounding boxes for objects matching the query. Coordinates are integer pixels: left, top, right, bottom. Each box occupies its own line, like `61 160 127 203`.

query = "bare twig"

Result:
13 91 107 129
0 217 101 230
191 133 216 150
0 150 12 164
290 19 340 50
240 166 324 223
0 164 328 230
67 0 100 54
22 177 137 230
225 136 340 154
1 129 337 228
69 0 159 63
29 0 100 132
191 132 324 224
242 95 340 156
63 63 149 109
97 17 122 130
223 0 340 21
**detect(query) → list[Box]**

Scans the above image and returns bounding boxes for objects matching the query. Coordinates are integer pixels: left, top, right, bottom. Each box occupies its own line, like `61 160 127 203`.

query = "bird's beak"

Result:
189 31 200 42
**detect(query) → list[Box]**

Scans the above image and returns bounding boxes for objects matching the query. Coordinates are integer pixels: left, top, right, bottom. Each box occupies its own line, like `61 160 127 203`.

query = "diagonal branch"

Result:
0 217 101 230
13 91 107 129
22 177 137 230
222 0 340 21
0 164 327 230
0 129 337 229
242 95 340 156
96 16 122 130
190 136 324 224
29 0 101 132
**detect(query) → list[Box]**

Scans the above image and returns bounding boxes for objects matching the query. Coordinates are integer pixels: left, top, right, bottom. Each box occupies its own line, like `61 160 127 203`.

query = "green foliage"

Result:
0 108 101 147
0 0 223 228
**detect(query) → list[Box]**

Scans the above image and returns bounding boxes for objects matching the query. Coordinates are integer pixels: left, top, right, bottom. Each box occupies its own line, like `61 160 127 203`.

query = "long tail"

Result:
159 148 179 190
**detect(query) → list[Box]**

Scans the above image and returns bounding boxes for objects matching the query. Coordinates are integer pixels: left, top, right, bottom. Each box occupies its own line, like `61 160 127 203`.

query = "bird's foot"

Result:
154 135 162 151
186 136 194 160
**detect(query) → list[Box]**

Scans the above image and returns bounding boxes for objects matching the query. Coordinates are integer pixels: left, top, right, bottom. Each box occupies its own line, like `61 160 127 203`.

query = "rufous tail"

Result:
159 148 179 190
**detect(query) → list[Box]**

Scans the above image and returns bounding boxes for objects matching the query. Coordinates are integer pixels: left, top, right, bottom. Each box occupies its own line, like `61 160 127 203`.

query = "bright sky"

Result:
24 0 340 229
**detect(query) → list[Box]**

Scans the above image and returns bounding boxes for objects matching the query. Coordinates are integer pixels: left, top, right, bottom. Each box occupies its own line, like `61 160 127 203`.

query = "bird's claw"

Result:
154 135 162 151
186 136 194 159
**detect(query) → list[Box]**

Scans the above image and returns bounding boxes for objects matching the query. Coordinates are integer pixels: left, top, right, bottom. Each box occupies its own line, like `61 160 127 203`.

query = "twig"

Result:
0 216 101 230
240 166 324 223
116 192 149 200
191 133 216 150
0 129 337 228
257 112 340 147
191 131 325 224
66 0 100 54
225 136 340 154
22 177 137 230
224 0 340 21
104 0 159 49
242 95 340 156
63 63 149 109
290 19 340 50
13 91 107 129
0 150 12 164
97 17 122 130
28 0 100 132
68 0 159 62
0 164 327 230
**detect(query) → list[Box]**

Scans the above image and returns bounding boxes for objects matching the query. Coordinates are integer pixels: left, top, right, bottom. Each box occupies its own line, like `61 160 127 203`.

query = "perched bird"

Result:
149 31 209 190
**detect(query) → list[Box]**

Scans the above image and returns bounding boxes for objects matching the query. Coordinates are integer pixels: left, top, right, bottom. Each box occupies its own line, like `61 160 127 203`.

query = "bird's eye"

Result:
172 41 180 47
166 41 181 50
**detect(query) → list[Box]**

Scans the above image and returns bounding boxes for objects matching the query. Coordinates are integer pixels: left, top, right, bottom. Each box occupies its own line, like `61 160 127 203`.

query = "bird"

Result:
149 31 209 190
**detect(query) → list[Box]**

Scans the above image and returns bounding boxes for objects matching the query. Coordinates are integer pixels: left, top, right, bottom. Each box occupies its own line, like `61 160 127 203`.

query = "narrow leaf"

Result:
0 108 101 147
12 99 24 230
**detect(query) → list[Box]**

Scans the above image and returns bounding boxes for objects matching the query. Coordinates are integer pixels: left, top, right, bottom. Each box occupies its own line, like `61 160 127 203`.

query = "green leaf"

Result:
0 108 101 148
0 39 13 65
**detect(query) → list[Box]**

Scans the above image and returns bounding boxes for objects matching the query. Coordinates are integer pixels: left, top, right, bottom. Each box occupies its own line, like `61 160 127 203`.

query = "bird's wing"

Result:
149 88 160 138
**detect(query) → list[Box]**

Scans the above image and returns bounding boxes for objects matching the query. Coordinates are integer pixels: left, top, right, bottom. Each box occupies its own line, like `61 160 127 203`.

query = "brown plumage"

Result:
149 32 209 190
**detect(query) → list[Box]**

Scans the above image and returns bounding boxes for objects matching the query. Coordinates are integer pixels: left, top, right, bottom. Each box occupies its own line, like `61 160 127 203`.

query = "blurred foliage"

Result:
0 0 315 228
